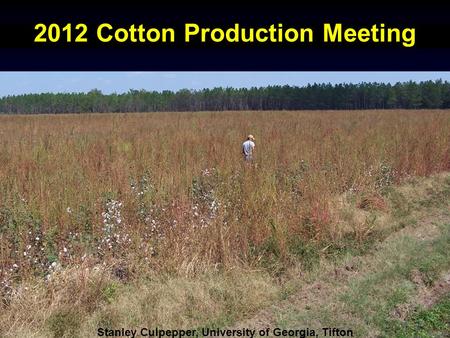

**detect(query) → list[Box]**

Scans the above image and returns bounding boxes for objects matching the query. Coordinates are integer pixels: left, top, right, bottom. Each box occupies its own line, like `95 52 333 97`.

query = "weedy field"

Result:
0 110 449 337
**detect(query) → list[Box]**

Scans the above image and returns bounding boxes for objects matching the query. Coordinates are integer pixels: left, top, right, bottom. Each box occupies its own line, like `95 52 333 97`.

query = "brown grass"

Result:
0 110 449 285
0 109 449 336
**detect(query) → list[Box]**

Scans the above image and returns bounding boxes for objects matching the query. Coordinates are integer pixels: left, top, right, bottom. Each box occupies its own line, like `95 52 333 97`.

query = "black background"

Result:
1 3 450 70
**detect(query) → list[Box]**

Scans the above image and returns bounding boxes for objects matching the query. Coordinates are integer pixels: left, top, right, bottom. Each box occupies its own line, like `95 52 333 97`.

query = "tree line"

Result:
1 80 450 114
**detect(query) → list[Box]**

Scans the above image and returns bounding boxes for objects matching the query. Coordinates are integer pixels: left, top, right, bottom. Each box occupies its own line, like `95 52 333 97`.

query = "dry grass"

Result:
0 108 448 337
0 110 449 282
1 262 279 337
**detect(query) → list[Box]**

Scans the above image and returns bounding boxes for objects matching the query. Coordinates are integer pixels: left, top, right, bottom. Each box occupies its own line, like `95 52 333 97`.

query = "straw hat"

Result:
247 134 255 140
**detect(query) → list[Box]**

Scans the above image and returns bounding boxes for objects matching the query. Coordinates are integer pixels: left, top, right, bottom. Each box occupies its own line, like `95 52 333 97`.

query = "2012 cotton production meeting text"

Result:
33 22 416 47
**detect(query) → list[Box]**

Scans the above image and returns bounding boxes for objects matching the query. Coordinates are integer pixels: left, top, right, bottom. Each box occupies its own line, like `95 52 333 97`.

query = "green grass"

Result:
273 214 450 336
343 224 450 335
386 295 450 338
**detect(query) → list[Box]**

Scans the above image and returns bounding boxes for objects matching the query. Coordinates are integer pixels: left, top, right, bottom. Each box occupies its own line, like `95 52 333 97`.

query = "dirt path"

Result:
229 209 450 336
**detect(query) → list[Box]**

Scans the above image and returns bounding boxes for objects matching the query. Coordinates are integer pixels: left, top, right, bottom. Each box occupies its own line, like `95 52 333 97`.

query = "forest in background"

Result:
0 80 449 114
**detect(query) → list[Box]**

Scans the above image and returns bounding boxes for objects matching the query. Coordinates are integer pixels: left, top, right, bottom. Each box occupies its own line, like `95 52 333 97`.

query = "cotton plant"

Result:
100 199 125 251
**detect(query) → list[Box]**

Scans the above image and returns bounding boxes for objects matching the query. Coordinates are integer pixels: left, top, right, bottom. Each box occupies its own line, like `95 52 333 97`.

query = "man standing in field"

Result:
242 135 255 162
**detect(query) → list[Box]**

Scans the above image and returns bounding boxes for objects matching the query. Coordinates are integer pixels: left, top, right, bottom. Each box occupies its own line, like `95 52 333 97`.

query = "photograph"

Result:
1 3 450 338
0 72 449 337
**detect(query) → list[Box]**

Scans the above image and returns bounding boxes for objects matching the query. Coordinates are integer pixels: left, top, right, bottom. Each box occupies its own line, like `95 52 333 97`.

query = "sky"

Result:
0 72 449 96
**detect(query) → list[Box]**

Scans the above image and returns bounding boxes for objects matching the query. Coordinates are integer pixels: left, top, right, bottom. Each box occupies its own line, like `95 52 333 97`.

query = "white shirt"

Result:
242 140 255 156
